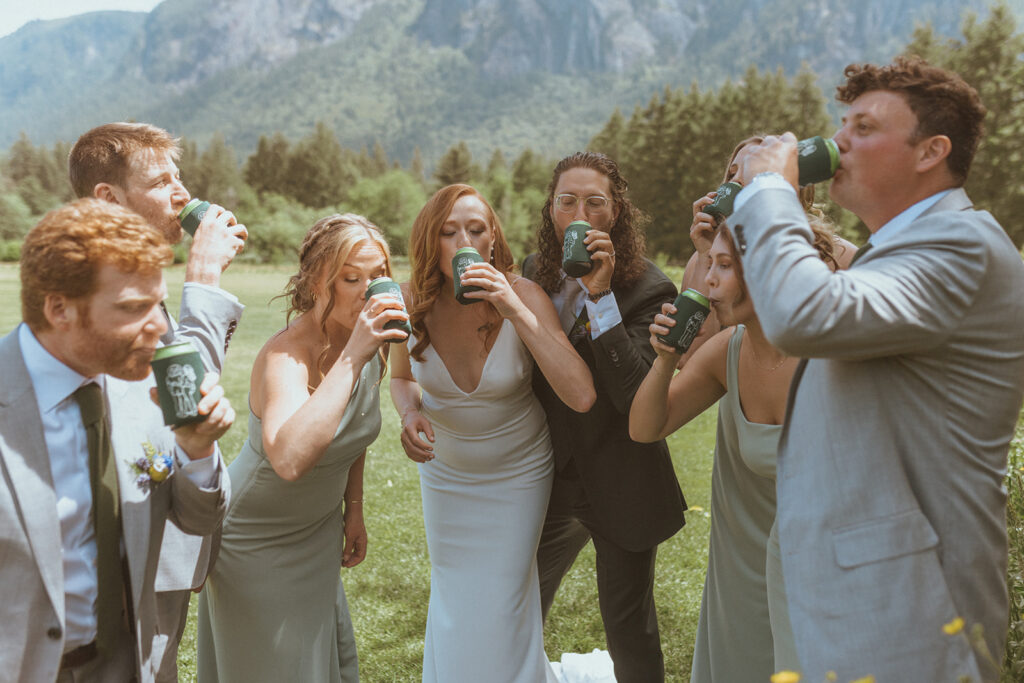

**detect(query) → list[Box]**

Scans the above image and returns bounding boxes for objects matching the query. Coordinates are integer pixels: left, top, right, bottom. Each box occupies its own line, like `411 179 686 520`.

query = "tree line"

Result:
1 4 1021 265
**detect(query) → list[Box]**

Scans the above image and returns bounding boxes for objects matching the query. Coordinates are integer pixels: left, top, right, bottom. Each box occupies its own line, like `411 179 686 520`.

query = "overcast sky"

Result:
0 0 163 38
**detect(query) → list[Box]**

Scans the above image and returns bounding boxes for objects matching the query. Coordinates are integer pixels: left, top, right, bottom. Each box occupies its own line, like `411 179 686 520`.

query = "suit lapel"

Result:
0 331 66 625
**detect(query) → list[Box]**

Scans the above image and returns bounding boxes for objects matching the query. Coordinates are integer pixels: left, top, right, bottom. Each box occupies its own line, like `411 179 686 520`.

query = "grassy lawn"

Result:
0 262 713 681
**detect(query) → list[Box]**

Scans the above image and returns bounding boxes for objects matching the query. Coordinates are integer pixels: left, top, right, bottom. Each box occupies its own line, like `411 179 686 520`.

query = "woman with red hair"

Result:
390 184 594 682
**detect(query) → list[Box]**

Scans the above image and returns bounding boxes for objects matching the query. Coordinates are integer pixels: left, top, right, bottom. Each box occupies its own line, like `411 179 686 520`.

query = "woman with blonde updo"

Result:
197 214 408 682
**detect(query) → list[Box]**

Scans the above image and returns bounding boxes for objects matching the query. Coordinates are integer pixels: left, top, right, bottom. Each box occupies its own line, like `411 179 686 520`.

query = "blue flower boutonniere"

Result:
130 440 174 491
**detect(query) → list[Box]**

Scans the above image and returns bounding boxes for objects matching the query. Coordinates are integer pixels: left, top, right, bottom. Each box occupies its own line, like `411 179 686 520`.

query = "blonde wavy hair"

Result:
280 213 393 381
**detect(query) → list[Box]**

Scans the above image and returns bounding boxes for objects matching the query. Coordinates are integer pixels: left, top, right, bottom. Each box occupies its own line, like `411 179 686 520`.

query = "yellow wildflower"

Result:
825 672 837 682
770 671 801 683
943 616 965 635
849 677 876 683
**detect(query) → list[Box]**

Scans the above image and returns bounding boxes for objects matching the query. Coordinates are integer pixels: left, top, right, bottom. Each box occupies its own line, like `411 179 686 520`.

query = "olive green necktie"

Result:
72 382 124 655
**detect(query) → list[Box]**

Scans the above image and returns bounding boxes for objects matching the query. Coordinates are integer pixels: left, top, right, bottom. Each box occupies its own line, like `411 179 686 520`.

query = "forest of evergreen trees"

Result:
1 5 1021 264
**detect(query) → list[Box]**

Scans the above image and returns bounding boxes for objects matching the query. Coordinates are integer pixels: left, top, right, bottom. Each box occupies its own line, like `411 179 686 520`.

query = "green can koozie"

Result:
797 136 840 186
151 342 207 426
178 198 210 237
452 247 485 305
657 289 711 352
365 276 412 341
562 220 593 278
703 182 743 225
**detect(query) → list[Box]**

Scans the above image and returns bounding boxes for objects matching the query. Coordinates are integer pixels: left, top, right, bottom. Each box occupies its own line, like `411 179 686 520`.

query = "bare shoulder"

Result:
511 275 552 309
692 326 736 388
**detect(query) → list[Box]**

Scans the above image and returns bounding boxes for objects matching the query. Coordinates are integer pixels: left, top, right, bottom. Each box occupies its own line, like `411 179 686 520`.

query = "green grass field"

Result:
0 263 714 681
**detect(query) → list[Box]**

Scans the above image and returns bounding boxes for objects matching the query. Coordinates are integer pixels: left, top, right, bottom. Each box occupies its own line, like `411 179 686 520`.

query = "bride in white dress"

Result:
390 184 596 683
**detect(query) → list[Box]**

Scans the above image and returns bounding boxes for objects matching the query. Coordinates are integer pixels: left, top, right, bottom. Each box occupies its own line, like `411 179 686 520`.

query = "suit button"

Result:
47 626 62 640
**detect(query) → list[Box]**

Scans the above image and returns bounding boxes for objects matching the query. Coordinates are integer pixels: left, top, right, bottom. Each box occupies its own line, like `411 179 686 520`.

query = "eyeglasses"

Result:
554 194 611 214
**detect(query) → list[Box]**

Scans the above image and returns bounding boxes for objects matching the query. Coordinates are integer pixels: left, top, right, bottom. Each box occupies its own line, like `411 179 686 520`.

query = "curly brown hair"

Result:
532 152 648 294
279 213 392 381
21 199 172 331
407 184 515 362
836 56 986 185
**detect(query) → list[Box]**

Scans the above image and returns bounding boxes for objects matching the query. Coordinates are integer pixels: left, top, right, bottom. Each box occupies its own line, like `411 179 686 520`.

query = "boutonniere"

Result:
129 440 174 491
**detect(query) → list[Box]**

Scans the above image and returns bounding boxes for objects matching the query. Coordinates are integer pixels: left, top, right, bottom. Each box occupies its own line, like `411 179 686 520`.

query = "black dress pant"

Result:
537 458 664 683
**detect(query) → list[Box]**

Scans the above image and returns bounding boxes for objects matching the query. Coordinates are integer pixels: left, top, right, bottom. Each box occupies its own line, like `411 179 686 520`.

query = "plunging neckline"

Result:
427 319 509 396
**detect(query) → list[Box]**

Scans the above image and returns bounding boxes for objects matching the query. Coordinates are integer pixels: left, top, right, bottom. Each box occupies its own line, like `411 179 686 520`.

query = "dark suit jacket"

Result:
523 254 686 552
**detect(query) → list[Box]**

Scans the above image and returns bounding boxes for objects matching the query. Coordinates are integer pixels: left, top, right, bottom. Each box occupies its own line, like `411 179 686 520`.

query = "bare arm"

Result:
257 296 404 481
461 265 596 412
630 314 729 442
342 451 366 568
388 332 436 463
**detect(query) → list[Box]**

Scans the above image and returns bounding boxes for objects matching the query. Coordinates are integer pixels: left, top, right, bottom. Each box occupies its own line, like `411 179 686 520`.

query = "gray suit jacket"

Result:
730 187 1024 682
0 329 229 683
156 283 242 593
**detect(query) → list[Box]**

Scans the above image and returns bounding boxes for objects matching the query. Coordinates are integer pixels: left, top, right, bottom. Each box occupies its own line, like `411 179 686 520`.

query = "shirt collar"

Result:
869 189 952 247
18 322 104 414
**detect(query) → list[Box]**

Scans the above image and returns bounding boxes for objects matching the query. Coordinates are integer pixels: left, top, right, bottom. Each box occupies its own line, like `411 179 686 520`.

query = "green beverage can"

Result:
562 220 593 278
151 342 206 427
178 198 210 237
797 136 841 186
657 289 711 353
703 182 743 225
452 247 485 305
365 276 412 341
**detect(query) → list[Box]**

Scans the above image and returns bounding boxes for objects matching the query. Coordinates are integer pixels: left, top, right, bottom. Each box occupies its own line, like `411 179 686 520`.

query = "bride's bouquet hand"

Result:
400 409 435 463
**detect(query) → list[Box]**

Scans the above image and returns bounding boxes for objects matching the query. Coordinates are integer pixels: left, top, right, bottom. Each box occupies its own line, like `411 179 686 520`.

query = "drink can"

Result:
656 289 711 353
797 136 841 186
452 247 485 305
178 198 210 237
365 276 412 341
151 342 207 427
703 182 743 225
561 220 593 278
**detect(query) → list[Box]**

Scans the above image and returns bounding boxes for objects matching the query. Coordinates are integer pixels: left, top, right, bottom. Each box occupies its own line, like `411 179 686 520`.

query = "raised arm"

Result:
459 265 595 412
732 188 988 359
256 296 403 481
630 306 729 442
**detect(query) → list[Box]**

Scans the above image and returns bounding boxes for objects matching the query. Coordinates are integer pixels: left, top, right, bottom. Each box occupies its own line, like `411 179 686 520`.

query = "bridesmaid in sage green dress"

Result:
630 137 854 682
196 214 409 682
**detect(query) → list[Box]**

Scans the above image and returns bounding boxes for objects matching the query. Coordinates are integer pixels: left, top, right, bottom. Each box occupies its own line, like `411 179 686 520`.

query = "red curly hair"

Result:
21 198 172 331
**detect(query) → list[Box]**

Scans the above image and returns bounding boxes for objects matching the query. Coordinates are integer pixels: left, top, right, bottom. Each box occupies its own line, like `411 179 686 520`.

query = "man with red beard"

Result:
0 199 231 682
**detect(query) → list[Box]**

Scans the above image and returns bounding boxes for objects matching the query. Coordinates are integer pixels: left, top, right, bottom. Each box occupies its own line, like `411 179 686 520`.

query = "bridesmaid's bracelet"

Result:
347 500 363 504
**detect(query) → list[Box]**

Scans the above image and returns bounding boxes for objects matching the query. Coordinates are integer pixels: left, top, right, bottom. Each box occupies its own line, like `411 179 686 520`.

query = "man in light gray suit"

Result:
69 123 246 680
0 199 231 682
727 57 1024 682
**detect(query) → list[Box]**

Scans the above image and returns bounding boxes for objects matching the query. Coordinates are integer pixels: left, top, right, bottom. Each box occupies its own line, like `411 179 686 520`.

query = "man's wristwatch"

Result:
587 288 612 303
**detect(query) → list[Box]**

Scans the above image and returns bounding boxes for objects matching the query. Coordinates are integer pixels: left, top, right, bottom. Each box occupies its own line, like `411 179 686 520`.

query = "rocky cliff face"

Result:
134 0 377 88
413 0 698 77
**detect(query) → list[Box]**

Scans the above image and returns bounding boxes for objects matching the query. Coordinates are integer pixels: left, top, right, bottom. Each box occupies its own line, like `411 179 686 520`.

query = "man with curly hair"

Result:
522 152 687 682
730 57 1024 681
